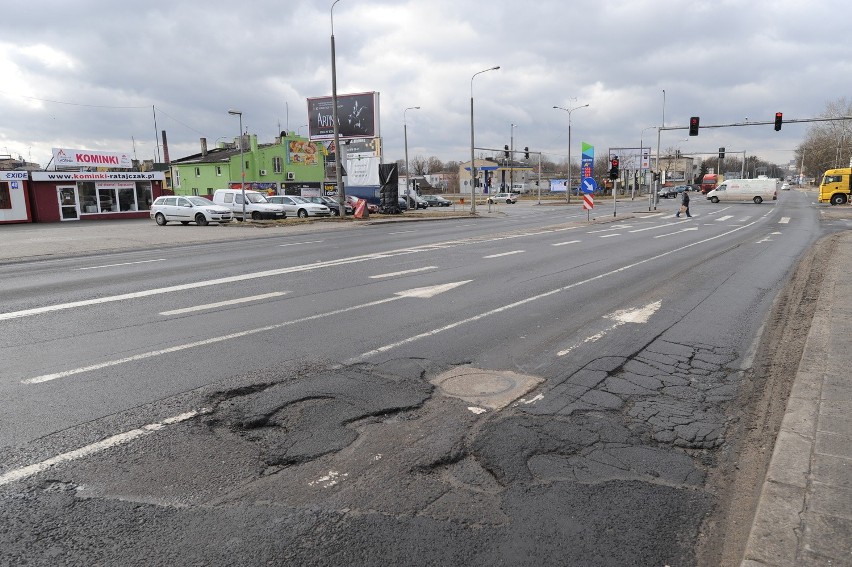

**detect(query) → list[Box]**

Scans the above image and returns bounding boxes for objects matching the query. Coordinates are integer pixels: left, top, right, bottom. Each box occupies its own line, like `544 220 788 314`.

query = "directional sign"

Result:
581 177 597 194
583 194 594 210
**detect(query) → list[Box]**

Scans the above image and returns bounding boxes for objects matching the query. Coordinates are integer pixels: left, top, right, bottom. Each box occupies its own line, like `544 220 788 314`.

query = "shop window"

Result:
118 187 136 211
98 188 116 212
79 182 98 213
135 182 152 211
0 182 10 209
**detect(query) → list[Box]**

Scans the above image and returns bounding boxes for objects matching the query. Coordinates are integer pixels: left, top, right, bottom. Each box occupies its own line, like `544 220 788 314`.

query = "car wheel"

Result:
830 194 847 206
332 208 340 216
298 209 309 218
753 196 763 204
155 212 167 226
710 196 720 203
195 213 209 226
506 199 512 204
252 211 262 221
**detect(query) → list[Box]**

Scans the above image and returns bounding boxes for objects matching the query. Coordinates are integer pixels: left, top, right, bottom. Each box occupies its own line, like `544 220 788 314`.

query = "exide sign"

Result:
52 147 133 168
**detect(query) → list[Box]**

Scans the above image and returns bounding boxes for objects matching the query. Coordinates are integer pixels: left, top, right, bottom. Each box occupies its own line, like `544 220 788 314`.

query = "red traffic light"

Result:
689 116 700 136
611 157 619 168
774 112 783 131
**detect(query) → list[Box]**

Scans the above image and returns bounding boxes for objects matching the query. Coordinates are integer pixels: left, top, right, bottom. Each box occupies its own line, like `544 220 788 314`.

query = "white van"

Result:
706 178 778 204
212 189 287 220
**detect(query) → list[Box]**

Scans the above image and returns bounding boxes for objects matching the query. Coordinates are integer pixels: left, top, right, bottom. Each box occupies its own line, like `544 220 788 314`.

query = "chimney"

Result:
200 137 208 157
161 130 171 164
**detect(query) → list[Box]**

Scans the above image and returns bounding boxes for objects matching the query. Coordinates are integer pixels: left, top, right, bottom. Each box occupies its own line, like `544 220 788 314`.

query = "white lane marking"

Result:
308 470 348 488
629 220 691 233
20 282 471 384
159 292 286 316
779 217 790 224
279 240 324 247
589 225 631 234
388 230 417 235
348 223 755 364
558 301 661 356
716 215 734 222
0 409 206 487
468 407 487 415
518 393 544 405
0 227 563 321
600 234 620 238
552 240 581 247
484 250 524 258
370 266 437 279
654 227 698 238
77 259 166 271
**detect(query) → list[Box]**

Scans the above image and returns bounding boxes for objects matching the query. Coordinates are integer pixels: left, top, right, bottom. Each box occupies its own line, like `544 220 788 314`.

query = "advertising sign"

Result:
286 140 321 166
581 142 594 188
307 92 380 140
52 148 133 169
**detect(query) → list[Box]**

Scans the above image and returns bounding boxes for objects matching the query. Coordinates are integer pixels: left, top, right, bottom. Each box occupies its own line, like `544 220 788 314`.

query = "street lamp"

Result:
227 109 245 220
553 103 589 203
403 106 420 207
470 65 500 214
297 124 309 137
330 0 345 215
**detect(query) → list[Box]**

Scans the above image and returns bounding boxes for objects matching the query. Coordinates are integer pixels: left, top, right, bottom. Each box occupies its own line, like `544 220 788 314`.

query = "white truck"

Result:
705 178 778 204
212 189 287 220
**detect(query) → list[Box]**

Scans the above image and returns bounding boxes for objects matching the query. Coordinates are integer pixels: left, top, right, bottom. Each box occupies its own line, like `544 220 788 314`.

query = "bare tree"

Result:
797 97 852 180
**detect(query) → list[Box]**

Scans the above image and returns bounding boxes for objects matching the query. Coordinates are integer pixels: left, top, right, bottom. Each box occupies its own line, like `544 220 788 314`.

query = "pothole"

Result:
431 367 544 410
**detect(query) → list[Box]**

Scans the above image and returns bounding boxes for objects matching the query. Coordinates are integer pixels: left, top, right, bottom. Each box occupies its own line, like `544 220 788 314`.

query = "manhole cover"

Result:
431 367 543 410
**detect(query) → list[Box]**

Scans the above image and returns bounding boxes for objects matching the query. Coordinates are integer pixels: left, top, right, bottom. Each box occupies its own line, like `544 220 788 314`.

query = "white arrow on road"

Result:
557 300 661 356
21 281 472 385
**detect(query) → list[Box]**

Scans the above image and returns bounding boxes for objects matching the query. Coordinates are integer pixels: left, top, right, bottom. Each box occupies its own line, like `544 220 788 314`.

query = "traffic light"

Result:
524 146 529 160
689 116 700 136
609 157 619 180
719 147 725 159
504 144 510 158
774 112 783 131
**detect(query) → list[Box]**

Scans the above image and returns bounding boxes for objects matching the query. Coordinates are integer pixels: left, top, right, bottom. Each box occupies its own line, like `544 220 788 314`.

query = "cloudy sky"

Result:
1 0 845 171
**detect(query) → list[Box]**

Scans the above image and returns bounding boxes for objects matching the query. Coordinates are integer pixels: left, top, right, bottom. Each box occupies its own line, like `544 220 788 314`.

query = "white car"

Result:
267 195 332 218
487 192 518 204
150 196 232 226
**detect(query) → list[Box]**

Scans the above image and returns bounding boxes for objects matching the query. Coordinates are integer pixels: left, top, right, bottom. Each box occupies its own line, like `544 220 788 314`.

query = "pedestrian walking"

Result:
676 189 692 218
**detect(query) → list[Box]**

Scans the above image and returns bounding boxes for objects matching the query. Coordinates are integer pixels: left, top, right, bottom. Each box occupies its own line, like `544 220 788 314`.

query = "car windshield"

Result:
187 197 215 206
246 193 269 203
290 196 309 204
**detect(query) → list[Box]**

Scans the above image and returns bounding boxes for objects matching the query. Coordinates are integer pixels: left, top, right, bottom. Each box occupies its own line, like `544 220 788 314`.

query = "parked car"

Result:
212 189 286 221
397 198 409 211
306 195 353 216
150 196 232 226
422 194 452 207
344 195 379 214
266 195 332 218
487 192 518 204
658 184 691 199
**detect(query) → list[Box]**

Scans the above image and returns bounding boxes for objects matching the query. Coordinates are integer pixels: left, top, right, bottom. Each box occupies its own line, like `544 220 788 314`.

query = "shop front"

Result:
30 171 165 222
0 171 32 224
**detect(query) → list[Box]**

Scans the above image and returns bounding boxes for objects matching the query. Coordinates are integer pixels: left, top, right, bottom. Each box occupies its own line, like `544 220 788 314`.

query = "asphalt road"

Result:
0 192 834 565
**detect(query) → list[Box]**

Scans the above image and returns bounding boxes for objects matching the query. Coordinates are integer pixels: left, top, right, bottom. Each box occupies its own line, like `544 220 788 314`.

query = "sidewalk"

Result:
741 230 852 566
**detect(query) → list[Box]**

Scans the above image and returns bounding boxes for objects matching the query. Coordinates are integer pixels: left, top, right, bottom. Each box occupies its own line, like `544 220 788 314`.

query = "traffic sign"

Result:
581 177 597 194
583 194 594 210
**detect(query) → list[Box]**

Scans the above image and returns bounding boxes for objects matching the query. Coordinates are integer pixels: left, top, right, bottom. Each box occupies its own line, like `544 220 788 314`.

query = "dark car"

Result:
658 184 690 199
422 194 452 207
306 195 353 216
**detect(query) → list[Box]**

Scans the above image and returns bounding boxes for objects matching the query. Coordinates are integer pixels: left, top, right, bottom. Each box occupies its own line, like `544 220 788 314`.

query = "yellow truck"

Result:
818 167 852 205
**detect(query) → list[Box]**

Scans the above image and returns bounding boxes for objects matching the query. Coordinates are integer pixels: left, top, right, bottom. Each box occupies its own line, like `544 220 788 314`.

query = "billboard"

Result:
52 148 133 169
307 92 380 140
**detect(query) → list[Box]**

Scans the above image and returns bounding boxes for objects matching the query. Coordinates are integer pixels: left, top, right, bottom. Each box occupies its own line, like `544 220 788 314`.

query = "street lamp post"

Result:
403 106 420 208
510 123 517 194
330 0 345 215
227 109 245 220
470 65 500 214
553 104 589 204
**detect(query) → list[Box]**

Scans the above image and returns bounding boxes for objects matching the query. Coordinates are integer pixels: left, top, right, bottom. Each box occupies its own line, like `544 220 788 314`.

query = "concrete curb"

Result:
741 232 852 566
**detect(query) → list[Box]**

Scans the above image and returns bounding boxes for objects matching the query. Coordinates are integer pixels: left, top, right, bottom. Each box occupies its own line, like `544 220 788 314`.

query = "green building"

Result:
170 132 326 197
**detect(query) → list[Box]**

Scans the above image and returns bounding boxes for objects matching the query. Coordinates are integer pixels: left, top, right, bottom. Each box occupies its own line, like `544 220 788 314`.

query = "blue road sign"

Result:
582 177 598 194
